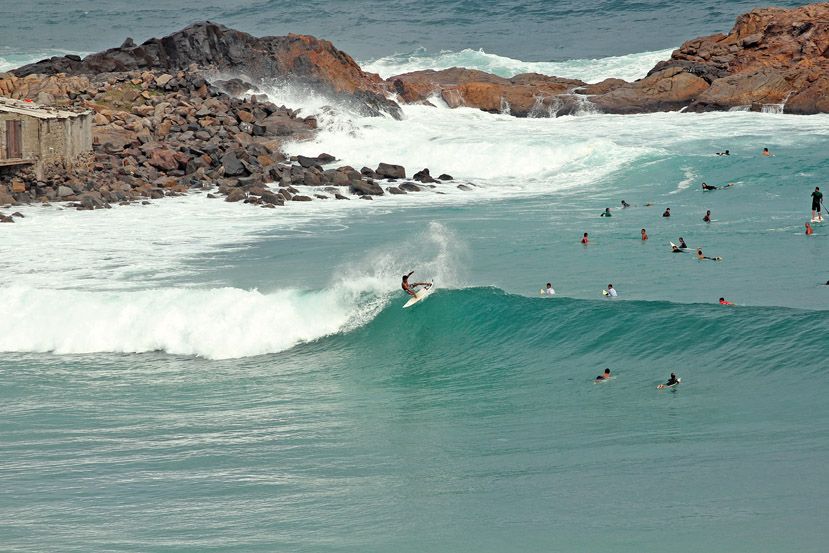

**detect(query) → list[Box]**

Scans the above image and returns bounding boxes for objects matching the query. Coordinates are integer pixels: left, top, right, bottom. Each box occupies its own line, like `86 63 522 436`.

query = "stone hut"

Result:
0 97 92 180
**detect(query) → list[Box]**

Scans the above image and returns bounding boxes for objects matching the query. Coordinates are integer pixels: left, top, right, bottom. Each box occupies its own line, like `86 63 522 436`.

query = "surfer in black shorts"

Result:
402 271 431 297
702 182 718 191
812 186 823 221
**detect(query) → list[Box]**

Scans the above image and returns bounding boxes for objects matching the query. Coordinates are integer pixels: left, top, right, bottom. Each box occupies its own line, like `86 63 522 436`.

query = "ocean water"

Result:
2 2 829 552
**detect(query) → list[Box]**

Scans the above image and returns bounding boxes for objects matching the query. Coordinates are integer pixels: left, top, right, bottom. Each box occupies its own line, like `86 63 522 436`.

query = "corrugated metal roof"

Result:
0 97 91 120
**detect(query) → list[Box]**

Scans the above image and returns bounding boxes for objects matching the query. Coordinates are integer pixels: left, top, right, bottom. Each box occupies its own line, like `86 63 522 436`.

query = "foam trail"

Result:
362 47 676 82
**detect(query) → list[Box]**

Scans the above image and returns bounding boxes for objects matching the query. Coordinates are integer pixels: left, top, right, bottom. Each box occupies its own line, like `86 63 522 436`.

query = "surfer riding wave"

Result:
402 271 432 297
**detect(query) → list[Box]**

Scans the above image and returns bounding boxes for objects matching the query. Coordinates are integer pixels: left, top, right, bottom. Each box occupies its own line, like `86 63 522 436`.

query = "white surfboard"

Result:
403 284 434 308
669 241 692 252
811 216 824 224
657 378 682 389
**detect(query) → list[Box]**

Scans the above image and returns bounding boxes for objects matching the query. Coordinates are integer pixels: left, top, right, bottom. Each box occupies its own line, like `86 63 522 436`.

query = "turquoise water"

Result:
2 2 829 551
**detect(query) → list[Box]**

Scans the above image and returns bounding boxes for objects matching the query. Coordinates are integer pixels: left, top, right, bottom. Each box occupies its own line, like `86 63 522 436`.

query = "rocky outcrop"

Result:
649 3 829 112
387 3 829 115
12 22 401 118
389 68 587 116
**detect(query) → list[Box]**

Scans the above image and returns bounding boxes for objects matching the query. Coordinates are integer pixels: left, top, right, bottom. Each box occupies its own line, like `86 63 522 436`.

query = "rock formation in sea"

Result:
387 3 829 115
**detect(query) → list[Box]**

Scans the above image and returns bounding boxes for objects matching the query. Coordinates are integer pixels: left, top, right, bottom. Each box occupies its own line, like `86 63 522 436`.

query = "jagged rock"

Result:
13 22 402 118
221 152 248 176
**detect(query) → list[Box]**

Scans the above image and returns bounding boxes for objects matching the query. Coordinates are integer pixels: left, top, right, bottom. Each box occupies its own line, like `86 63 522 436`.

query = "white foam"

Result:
362 47 676 83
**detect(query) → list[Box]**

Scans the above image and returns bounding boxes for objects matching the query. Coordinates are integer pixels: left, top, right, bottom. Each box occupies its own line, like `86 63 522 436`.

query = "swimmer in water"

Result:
600 207 612 217
716 150 730 156
581 232 589 245
595 368 611 381
542 282 556 296
696 248 721 261
641 228 648 240
662 207 671 218
621 200 631 208
703 210 711 223
805 222 814 235
719 297 734 305
678 237 688 249
762 147 773 157
702 182 718 191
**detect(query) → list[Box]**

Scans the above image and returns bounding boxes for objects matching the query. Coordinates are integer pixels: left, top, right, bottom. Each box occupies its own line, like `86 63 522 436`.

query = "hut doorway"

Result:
5 120 22 159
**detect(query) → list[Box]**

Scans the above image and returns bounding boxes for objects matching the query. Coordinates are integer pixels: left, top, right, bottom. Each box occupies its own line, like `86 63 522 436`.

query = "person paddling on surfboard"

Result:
657 373 680 389
696 248 721 261
719 297 734 305
402 271 431 297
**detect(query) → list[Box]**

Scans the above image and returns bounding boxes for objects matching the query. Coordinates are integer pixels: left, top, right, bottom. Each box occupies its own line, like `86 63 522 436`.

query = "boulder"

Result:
225 188 247 202
376 162 406 179
350 179 384 195
221 152 248 176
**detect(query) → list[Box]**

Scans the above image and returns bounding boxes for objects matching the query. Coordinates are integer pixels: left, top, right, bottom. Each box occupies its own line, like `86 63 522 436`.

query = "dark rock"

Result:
438 173 454 181
334 193 350 200
400 182 421 192
225 188 247 202
221 152 249 176
350 179 384 195
376 162 406 179
292 195 313 201
413 168 437 183
387 187 406 194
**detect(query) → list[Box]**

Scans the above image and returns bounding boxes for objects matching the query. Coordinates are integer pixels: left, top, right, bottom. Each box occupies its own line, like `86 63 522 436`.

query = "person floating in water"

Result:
600 207 612 217
662 207 671 217
401 271 431 297
703 210 711 223
702 182 732 191
762 147 773 157
696 248 721 261
657 373 680 389
581 232 589 245
641 228 648 241
719 297 734 305
603 284 618 297
596 368 612 381
805 222 814 236
811 186 823 222
671 244 682 253
621 200 631 208
678 237 688 249
716 150 730 156
542 282 556 296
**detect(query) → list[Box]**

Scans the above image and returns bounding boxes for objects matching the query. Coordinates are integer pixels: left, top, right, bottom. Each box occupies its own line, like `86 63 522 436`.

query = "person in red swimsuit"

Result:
719 297 734 306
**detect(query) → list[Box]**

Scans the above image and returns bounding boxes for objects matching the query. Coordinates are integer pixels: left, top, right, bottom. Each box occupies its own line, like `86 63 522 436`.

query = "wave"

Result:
4 277 824 364
362 47 676 82
0 222 465 360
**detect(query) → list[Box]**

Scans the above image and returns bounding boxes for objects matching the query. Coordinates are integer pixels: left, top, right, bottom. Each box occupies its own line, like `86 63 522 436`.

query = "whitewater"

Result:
3 31 829 553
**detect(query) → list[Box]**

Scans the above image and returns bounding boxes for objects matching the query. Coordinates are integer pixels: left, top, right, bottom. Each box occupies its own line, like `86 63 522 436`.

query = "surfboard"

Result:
403 284 434 308
811 216 824 223
657 378 682 389
669 241 691 252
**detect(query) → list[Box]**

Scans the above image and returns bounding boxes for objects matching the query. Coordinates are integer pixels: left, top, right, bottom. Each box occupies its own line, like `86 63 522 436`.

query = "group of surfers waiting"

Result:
594 367 681 389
